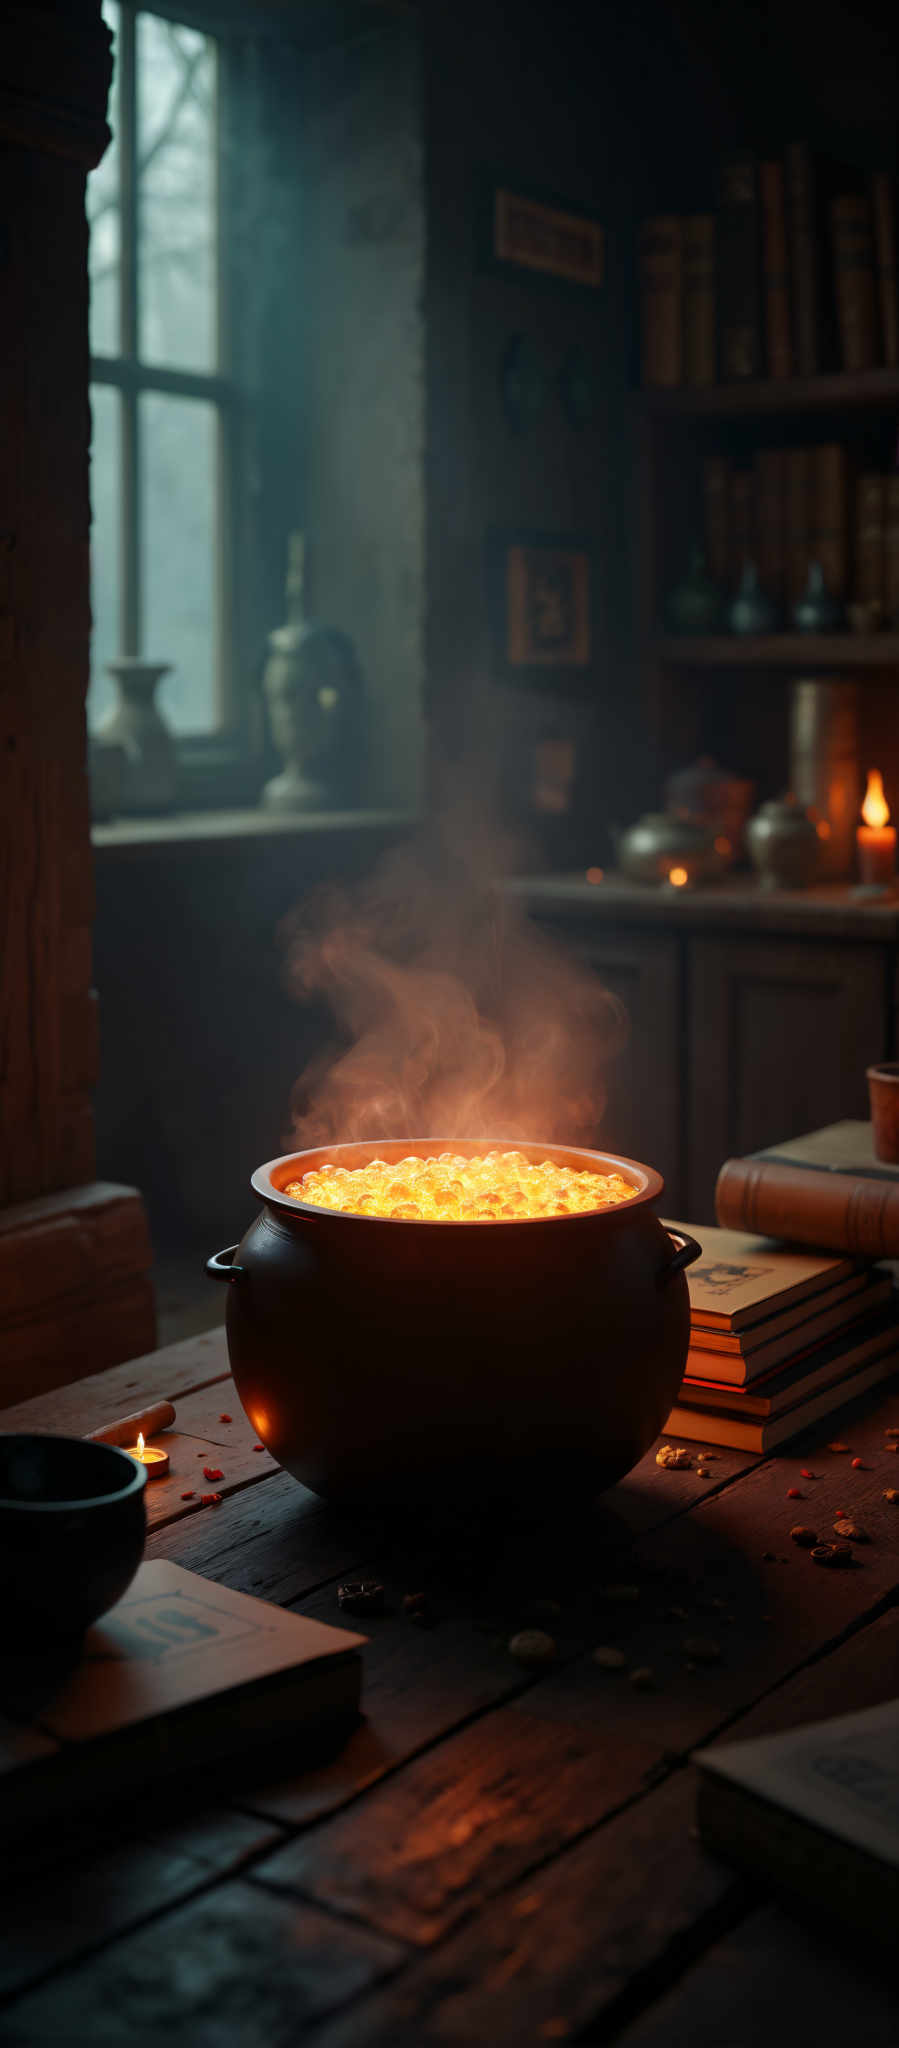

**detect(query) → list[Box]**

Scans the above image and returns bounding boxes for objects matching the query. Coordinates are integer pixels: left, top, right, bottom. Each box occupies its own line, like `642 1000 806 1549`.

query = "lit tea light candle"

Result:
127 1429 170 1480
666 865 689 889
857 769 896 890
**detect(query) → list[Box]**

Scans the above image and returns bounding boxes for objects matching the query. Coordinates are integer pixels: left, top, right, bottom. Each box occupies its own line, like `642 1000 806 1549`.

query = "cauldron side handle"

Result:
656 1229 702 1285
206 1245 246 1283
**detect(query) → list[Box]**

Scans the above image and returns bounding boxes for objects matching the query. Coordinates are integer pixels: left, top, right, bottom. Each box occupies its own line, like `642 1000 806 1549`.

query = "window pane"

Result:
138 13 216 371
87 384 122 732
142 394 216 732
87 0 121 355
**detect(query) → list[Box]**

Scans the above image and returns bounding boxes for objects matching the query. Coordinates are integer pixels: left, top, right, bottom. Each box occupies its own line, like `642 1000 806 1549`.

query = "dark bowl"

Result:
0 1435 147 1643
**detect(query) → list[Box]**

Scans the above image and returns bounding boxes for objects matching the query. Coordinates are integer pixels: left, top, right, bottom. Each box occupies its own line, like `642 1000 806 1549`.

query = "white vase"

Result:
98 659 177 814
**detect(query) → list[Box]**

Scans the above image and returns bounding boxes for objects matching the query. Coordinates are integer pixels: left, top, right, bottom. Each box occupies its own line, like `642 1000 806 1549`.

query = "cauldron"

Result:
207 1140 700 1508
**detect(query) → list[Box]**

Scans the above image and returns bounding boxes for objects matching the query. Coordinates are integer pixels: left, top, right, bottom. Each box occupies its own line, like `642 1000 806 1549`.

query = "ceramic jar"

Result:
746 794 821 889
98 659 177 814
615 811 723 885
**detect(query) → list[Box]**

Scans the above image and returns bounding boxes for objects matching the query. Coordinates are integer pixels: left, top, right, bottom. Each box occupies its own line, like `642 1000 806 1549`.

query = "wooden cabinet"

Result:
560 930 682 1205
686 936 885 1220
521 884 897 1225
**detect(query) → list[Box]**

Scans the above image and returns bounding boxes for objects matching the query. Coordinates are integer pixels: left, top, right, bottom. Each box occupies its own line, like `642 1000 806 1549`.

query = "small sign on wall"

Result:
493 189 604 289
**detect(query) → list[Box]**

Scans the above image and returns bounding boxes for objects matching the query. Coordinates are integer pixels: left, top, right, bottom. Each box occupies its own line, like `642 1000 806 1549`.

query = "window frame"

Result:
89 1 242 747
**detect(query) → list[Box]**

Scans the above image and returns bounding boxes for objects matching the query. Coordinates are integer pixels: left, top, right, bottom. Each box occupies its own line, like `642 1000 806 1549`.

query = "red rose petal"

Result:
253 1442 265 1452
786 1487 802 1498
851 1457 867 1469
181 1490 195 1500
219 1414 232 1423
203 1466 224 1481
200 1492 222 1505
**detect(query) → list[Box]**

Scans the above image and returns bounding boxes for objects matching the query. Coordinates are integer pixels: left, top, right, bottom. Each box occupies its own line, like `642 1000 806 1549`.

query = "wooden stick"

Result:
85 1400 176 1447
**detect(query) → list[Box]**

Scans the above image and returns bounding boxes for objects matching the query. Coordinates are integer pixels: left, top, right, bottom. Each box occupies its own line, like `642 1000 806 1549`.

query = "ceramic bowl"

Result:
0 1434 147 1642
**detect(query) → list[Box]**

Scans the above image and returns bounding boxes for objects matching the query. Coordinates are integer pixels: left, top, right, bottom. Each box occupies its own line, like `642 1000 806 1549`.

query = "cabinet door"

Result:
687 937 887 1222
562 930 683 1208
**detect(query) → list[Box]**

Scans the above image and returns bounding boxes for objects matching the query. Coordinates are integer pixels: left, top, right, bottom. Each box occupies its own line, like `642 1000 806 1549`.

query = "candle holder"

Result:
126 1433 170 1481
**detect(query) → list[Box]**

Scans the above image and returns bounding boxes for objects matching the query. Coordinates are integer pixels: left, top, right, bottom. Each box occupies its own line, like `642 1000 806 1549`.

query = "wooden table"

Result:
2 1328 899 2044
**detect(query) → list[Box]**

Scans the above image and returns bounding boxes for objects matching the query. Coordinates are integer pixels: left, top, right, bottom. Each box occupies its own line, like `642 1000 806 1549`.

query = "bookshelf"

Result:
653 632 899 668
642 366 899 419
638 371 899 806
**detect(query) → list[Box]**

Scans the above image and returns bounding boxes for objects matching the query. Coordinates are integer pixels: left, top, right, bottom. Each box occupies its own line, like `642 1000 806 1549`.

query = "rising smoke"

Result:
281 826 627 1149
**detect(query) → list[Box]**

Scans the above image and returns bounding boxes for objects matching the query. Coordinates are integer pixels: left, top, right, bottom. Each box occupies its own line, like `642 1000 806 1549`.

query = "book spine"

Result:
786 447 811 603
683 214 716 385
754 447 787 601
759 159 793 378
715 1154 899 1258
718 155 761 379
831 192 878 372
729 470 754 588
871 172 899 368
703 456 731 587
640 217 683 387
885 474 899 627
810 443 849 596
855 472 885 612
785 141 819 376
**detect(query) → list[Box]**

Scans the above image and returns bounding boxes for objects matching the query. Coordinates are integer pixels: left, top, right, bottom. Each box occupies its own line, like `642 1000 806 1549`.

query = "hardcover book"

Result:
682 1301 899 1415
831 189 878 373
640 216 683 387
718 154 761 380
0 1561 365 1849
694 1699 899 1951
871 171 899 368
689 1265 882 1352
666 1338 899 1450
715 1154 899 1260
759 158 793 378
683 214 716 386
785 140 820 376
685 1274 889 1386
668 1221 854 1330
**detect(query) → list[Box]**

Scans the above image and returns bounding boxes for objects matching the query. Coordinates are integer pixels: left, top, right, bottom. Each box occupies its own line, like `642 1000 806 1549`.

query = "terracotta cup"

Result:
867 1063 899 1163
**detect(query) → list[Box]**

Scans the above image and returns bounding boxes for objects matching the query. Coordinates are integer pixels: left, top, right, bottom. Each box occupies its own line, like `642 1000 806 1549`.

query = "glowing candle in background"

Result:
857 769 896 889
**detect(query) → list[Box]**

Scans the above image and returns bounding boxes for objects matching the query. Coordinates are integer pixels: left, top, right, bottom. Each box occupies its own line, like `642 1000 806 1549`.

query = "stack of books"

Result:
639 144 899 388
664 1222 899 1450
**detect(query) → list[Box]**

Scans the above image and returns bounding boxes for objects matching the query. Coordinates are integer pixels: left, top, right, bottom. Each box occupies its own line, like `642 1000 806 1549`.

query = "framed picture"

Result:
489 186 604 290
488 531 593 687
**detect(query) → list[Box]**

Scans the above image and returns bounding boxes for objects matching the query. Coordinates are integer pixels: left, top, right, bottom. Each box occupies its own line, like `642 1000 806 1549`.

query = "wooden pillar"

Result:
0 3 155 1403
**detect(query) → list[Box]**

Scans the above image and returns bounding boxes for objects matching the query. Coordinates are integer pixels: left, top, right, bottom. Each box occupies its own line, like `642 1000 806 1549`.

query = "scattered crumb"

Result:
593 1646 627 1672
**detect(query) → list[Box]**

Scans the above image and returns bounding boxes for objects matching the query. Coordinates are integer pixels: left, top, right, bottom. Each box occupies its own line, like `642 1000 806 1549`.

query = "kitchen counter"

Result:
504 871 899 942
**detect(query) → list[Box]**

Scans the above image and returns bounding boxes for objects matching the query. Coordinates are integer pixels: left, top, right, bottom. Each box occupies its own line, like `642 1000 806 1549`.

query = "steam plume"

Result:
281 831 628 1149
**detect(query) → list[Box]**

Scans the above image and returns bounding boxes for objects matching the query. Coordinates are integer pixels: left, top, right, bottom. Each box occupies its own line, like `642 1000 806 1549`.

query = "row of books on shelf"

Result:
640 144 899 388
665 1123 899 1451
702 448 899 615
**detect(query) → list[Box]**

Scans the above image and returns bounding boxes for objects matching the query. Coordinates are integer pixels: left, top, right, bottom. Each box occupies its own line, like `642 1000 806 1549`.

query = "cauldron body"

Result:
208 1141 700 1509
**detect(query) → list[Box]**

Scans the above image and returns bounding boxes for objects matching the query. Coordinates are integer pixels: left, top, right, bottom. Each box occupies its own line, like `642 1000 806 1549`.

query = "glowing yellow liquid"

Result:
284 1151 636 1222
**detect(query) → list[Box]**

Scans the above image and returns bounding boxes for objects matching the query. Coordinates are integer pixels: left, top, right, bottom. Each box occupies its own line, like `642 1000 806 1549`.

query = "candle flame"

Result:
668 866 689 888
862 769 890 830
137 1431 145 1457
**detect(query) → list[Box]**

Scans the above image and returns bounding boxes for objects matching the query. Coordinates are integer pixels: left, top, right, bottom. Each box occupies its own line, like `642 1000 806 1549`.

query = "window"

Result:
87 2 234 737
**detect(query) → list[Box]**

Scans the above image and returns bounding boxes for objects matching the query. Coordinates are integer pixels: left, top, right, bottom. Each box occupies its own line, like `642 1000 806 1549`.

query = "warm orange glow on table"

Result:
285 1151 638 1221
857 769 896 888
127 1428 170 1479
667 865 689 888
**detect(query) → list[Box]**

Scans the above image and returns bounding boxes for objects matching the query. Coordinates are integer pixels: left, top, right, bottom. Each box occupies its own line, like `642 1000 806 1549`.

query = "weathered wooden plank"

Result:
0 1327 230 1434
612 1900 899 2048
0 1880 406 2046
0 1811 281 2003
287 1603 899 2045
296 1770 749 2048
146 1470 361 1602
252 1387 899 1946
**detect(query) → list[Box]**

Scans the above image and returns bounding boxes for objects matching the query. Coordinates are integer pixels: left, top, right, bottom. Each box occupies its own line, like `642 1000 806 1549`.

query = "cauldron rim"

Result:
251 1139 664 1226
